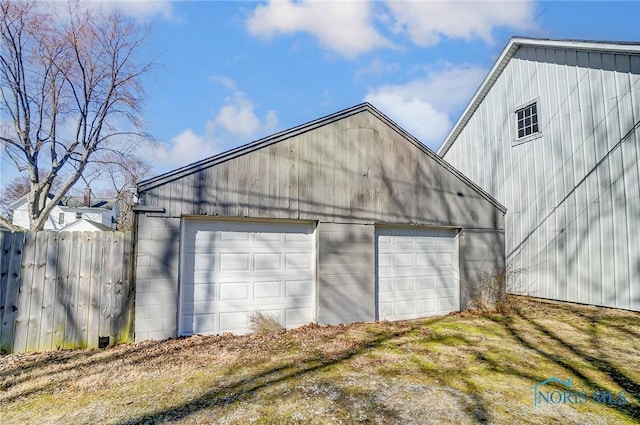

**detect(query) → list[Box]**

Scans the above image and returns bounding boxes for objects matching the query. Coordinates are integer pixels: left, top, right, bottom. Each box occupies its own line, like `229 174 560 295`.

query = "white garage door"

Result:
377 227 459 321
180 219 316 336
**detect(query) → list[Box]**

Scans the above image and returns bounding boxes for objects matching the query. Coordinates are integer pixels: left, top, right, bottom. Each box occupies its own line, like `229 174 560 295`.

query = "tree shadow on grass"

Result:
118 324 424 425
0 338 214 403
487 306 640 422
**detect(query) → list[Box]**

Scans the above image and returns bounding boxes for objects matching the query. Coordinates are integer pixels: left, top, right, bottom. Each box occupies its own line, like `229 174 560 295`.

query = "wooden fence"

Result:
0 230 134 354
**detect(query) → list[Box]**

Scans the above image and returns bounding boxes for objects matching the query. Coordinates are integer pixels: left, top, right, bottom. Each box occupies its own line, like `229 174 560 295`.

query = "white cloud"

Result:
385 1 536 46
154 92 279 170
364 65 486 148
246 0 392 58
208 75 237 91
153 129 216 169
42 1 175 22
88 0 175 20
213 93 279 139
245 1 536 56
355 59 401 81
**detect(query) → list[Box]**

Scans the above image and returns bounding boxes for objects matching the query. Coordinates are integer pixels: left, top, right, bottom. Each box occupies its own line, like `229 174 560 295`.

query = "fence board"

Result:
111 232 125 343
122 231 134 343
53 232 71 349
0 232 13 326
0 232 11 345
13 232 37 353
100 232 114 343
25 232 49 352
1 232 25 353
77 232 93 348
38 232 59 351
87 232 103 348
0 230 133 354
64 232 81 349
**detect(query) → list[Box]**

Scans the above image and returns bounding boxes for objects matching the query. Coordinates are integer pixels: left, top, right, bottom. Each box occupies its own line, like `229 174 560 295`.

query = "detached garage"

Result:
133 103 505 341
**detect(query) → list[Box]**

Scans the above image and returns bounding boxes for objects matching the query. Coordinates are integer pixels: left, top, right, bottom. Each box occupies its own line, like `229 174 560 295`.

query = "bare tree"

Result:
0 0 153 230
95 152 152 230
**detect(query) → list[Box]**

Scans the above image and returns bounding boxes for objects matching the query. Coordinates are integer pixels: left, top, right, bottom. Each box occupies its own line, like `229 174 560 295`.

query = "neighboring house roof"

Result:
8 193 54 209
62 197 116 209
138 102 507 213
437 37 640 157
60 218 114 232
8 193 116 210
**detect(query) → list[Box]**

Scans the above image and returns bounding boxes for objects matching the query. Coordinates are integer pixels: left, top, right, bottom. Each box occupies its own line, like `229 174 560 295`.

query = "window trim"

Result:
512 98 542 146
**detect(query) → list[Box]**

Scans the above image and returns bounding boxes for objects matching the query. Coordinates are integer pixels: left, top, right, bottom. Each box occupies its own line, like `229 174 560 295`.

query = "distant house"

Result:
9 188 119 231
439 37 640 311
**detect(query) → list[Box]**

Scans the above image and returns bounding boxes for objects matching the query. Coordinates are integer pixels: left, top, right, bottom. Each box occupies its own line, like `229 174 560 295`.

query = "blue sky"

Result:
2 0 640 184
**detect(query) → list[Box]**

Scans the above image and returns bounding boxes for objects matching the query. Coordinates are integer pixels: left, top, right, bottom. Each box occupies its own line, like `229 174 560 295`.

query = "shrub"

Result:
249 311 286 335
465 264 530 314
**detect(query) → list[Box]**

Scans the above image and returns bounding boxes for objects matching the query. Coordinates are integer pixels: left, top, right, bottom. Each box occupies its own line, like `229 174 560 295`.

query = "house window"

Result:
515 101 540 140
76 212 82 219
58 212 65 225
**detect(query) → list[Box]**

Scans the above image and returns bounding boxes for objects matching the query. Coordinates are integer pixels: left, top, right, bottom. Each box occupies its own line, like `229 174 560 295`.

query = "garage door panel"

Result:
285 280 312 298
416 253 437 266
219 253 250 271
220 232 251 241
437 276 457 289
180 219 316 336
418 299 436 314
376 227 459 321
393 253 414 268
184 284 217 302
438 297 458 312
378 277 393 293
416 276 436 290
254 281 283 299
286 307 312 327
181 314 216 335
254 253 282 270
285 253 312 269
219 282 250 301
394 277 415 292
219 312 248 333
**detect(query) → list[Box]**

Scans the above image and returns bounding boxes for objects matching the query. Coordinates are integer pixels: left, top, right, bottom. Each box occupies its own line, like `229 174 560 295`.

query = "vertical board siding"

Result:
0 230 133 354
141 110 503 231
444 46 640 311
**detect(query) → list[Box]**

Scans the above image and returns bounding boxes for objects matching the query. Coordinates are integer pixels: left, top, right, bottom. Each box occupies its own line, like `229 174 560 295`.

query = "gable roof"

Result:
139 103 506 213
8 193 115 210
62 197 115 210
60 218 114 232
437 37 640 157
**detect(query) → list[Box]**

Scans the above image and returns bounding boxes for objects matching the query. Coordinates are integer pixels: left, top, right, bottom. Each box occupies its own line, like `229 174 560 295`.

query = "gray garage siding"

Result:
140 107 501 229
134 104 506 341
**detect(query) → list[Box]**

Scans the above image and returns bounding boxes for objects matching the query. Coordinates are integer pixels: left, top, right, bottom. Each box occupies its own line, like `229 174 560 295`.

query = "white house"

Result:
9 189 119 231
439 37 640 311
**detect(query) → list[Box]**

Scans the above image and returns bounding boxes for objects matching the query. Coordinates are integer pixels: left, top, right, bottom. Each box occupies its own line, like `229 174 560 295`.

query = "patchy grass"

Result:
1 297 639 424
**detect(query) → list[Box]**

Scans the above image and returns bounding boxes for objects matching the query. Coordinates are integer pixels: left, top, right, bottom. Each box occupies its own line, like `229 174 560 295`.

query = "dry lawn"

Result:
1 296 639 424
